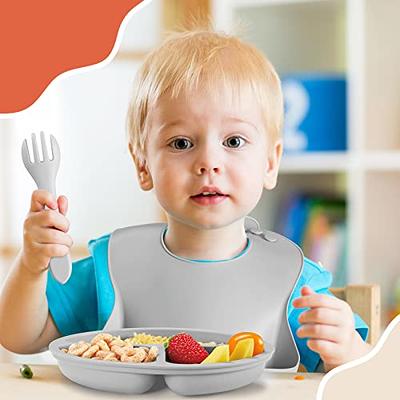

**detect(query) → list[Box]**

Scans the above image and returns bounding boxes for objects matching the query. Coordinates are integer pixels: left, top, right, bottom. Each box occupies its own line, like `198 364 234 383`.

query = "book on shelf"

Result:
275 193 347 287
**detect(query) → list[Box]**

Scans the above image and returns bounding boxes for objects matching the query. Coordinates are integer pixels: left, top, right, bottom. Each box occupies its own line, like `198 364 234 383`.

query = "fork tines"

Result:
23 132 55 163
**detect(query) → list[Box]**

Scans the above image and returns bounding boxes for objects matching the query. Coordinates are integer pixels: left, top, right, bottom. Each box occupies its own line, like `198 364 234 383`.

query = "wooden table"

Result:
0 363 323 399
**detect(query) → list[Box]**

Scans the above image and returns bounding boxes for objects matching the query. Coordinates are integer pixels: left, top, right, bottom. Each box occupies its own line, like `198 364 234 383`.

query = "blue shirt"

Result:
46 232 368 372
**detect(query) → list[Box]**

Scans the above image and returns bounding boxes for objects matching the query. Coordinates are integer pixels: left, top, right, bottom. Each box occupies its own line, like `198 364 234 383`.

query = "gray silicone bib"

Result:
103 217 303 370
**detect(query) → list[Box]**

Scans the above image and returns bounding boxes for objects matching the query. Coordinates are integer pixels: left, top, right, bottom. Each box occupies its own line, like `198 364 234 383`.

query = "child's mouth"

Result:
190 192 228 206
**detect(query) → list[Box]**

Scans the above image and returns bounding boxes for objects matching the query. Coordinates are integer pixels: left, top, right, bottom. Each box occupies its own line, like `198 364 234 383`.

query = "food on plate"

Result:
62 333 159 363
229 338 254 361
60 330 265 365
19 364 33 379
201 331 265 364
166 331 265 364
91 333 114 344
201 345 230 364
227 331 265 356
125 332 170 346
166 332 209 364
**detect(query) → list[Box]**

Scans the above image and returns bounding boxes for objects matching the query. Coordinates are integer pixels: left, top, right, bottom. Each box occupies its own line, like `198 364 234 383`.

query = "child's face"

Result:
132 86 282 230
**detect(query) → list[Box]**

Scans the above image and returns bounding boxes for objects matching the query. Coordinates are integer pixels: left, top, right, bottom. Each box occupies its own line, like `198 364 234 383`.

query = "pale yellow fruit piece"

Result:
201 345 230 364
230 338 254 361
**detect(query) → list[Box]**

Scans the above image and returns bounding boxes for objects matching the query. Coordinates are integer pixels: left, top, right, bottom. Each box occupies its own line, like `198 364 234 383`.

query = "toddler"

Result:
0 28 370 372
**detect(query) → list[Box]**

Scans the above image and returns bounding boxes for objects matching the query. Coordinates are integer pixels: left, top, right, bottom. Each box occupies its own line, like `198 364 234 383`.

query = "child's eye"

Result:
223 136 246 149
169 138 193 150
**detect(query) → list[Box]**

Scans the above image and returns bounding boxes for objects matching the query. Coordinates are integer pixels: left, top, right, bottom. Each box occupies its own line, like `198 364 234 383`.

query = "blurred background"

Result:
1 0 400 362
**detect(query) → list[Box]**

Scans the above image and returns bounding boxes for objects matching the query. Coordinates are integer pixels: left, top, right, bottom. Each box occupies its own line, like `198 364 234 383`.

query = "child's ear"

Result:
263 139 283 190
128 143 153 191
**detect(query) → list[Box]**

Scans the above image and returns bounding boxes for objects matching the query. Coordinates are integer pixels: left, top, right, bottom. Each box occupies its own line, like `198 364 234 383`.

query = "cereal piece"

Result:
120 354 131 362
82 344 100 358
109 338 125 347
96 339 110 351
61 348 68 353
130 348 147 363
110 345 135 358
111 345 125 358
144 346 159 362
68 342 90 356
123 346 137 356
91 333 114 345
119 348 146 363
96 350 117 360
294 375 305 381
103 354 119 362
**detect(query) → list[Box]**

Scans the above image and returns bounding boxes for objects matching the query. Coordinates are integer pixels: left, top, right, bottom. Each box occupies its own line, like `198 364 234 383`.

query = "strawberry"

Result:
166 333 208 364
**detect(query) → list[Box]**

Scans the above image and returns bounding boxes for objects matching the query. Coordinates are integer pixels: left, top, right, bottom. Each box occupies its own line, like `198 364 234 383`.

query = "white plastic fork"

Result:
21 132 72 284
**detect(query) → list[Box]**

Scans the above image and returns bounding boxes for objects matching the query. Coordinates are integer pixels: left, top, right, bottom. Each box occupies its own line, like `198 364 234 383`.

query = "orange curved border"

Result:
0 0 143 113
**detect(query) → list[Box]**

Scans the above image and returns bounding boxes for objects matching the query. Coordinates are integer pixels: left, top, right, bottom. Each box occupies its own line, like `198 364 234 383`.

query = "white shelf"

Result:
280 151 348 173
280 151 400 173
362 151 400 171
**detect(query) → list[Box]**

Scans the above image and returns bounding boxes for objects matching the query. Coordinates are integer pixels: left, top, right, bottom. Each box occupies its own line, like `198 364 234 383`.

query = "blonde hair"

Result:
127 28 283 163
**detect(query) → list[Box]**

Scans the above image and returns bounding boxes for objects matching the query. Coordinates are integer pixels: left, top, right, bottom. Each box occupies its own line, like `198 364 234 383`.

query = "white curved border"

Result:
317 314 400 399
0 0 154 117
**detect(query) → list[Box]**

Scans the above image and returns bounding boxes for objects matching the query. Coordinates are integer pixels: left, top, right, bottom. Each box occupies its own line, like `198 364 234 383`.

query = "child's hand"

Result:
21 190 73 276
293 286 371 371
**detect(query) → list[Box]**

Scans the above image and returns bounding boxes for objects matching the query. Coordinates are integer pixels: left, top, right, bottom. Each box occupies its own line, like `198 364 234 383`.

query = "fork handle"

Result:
49 255 72 284
37 183 72 284
47 190 72 284
37 182 56 198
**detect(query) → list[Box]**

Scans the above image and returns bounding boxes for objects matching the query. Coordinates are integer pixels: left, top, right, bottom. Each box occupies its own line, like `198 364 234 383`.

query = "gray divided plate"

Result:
49 327 274 396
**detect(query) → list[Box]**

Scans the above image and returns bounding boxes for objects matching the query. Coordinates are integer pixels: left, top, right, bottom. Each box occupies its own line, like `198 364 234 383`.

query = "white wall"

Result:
55 60 160 244
120 0 161 52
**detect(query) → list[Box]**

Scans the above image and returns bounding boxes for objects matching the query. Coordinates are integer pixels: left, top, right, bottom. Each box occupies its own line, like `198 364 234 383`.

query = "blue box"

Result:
281 74 347 152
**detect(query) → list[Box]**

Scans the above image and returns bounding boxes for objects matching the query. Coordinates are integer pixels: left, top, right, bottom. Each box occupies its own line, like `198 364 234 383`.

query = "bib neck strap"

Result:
160 226 251 264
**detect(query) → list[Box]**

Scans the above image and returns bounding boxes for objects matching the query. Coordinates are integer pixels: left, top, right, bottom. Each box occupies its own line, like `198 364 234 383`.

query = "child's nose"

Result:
193 148 223 176
196 165 221 176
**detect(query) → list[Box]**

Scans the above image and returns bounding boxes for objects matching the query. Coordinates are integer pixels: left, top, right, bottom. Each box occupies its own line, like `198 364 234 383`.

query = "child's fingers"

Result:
41 243 71 258
29 210 70 233
298 308 342 326
33 227 73 248
300 286 314 296
306 339 343 364
30 228 73 248
292 293 344 310
30 190 57 212
297 324 343 343
57 195 68 216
